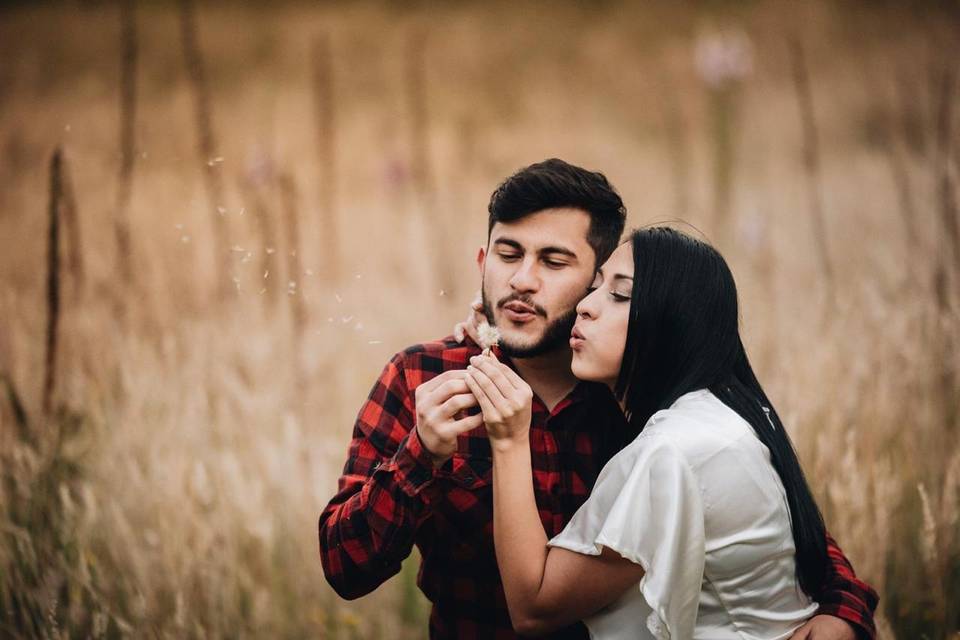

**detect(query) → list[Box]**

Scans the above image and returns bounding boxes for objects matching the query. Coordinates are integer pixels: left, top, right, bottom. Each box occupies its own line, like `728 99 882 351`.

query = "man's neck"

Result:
510 348 579 413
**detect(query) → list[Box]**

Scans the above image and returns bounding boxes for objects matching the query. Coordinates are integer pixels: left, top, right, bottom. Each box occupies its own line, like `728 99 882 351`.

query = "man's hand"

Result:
464 354 533 452
790 615 857 640
414 370 483 467
453 291 485 344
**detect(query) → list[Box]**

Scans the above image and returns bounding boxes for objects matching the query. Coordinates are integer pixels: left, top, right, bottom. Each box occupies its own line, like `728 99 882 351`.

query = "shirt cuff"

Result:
815 604 875 640
388 429 438 500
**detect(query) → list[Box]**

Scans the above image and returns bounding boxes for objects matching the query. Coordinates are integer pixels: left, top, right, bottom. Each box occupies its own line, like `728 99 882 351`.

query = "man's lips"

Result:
501 301 538 323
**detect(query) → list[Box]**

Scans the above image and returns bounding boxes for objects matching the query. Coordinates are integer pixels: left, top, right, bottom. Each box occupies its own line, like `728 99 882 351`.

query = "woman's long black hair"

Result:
614 226 829 596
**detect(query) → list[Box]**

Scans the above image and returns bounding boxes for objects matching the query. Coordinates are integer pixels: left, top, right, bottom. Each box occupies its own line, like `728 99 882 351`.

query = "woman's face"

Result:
570 241 634 389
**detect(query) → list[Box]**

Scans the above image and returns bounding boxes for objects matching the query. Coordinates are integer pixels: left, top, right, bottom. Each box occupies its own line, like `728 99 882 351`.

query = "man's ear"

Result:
476 246 486 273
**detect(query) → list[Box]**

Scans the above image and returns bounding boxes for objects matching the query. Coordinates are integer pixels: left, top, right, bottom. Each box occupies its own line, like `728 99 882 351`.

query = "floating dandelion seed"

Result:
439 289 446 296
477 322 501 356
355 274 362 280
217 206 227 215
231 245 244 252
263 269 269 279
266 247 276 255
341 315 353 323
354 322 364 331
180 235 191 243
304 268 314 276
368 340 382 345
238 207 246 216
327 317 334 322
259 288 266 295
141 151 148 159
174 223 184 230
64 124 71 132
241 252 252 263
207 156 224 166
335 293 343 303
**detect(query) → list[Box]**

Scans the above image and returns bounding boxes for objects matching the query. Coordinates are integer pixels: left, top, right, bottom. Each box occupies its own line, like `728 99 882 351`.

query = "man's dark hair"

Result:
487 159 626 266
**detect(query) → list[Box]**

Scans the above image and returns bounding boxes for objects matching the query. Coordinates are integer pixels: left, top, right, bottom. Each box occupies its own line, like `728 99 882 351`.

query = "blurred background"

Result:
1 0 958 637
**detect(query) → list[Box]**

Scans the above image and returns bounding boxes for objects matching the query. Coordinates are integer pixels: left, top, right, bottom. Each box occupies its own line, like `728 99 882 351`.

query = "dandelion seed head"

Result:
478 322 501 352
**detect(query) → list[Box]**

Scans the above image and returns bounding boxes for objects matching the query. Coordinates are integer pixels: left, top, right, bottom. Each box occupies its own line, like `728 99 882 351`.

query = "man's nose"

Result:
508 258 540 293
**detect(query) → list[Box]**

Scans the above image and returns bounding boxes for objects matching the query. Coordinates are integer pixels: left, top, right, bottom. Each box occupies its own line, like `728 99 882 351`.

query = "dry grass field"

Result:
1 1 958 638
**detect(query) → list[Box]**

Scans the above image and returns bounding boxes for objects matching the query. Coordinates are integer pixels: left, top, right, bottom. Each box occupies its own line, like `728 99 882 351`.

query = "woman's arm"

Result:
465 355 646 635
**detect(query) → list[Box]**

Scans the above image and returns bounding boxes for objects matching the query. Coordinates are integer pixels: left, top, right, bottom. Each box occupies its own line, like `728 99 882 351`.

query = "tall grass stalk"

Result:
179 0 229 299
114 0 138 288
311 34 341 285
404 27 454 300
789 36 835 302
42 149 64 418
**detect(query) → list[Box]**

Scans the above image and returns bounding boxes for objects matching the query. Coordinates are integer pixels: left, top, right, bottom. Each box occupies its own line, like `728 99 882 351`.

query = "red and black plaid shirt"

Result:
318 337 879 639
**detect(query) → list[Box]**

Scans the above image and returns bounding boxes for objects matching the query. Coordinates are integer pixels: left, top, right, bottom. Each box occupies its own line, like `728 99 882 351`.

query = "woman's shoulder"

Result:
630 390 753 468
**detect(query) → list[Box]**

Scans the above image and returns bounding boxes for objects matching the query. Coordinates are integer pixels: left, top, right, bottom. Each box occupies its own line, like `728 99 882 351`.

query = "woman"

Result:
463 227 828 639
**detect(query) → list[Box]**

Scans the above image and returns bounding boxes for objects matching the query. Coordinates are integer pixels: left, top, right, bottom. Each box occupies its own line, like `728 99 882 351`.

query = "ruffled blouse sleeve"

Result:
547 431 706 640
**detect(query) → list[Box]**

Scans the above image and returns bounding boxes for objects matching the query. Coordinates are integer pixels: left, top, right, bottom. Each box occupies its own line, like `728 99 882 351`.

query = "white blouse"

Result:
547 389 818 640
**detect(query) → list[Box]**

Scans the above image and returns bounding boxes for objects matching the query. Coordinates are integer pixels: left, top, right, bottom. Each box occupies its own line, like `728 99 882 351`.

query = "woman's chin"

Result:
571 356 601 382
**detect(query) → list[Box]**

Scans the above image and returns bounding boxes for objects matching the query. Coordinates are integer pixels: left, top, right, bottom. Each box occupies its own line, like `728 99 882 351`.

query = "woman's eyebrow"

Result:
611 274 633 282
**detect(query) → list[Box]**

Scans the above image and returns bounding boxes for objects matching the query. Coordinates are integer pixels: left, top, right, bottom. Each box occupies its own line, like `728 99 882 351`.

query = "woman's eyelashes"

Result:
584 283 630 301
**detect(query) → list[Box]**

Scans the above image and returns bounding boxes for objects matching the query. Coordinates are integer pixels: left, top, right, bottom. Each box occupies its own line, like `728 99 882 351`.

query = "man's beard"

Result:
481 288 577 358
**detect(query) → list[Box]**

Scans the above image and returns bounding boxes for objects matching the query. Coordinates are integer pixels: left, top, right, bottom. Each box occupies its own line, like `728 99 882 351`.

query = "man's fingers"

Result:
418 369 467 396
788 622 812 640
429 378 472 406
449 412 484 435
454 323 466 343
440 392 478 417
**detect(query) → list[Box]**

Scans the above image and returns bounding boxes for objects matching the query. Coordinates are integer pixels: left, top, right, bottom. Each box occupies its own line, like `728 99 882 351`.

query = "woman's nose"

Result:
576 290 598 319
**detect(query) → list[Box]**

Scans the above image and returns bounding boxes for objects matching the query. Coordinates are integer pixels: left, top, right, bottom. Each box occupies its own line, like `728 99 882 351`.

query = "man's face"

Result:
478 208 596 358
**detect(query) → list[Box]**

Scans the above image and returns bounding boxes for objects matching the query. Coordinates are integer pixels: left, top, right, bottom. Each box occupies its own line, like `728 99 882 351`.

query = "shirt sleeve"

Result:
547 433 705 640
318 353 440 600
813 533 880 640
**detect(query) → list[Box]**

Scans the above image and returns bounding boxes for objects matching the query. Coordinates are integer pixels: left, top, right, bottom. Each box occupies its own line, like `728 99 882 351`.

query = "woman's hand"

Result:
453 291 485 344
464 354 532 451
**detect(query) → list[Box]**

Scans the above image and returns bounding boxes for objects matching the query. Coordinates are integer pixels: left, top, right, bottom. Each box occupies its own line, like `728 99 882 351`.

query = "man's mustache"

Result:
496 294 548 318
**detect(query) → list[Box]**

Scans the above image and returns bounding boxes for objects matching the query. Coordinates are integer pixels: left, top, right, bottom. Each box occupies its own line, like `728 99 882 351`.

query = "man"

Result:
318 159 878 639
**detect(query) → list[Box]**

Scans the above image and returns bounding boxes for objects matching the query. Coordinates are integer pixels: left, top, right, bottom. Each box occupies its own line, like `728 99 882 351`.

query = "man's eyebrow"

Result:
493 239 579 260
539 246 578 260
493 238 523 251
